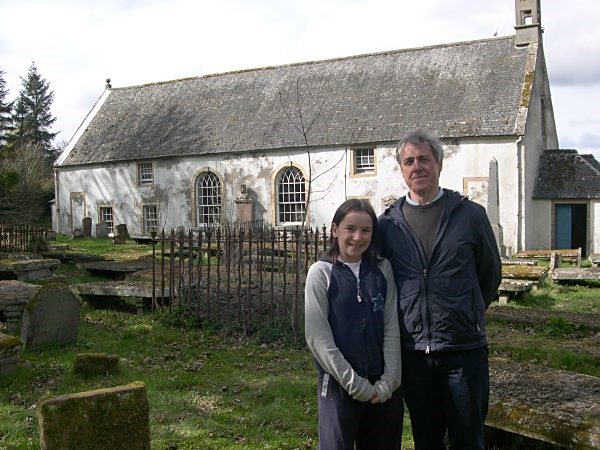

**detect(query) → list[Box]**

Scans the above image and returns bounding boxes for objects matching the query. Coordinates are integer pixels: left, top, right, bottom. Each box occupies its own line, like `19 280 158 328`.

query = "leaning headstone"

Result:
95 222 109 238
113 224 129 244
20 283 81 350
82 217 92 237
38 381 150 450
72 228 84 239
0 332 23 375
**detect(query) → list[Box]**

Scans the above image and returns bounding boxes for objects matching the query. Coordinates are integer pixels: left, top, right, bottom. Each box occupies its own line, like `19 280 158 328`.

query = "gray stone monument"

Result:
82 217 92 237
96 222 109 238
487 158 506 257
20 284 81 350
113 224 129 244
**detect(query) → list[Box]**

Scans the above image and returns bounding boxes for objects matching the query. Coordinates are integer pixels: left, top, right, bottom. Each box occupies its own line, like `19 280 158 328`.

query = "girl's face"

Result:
331 210 373 263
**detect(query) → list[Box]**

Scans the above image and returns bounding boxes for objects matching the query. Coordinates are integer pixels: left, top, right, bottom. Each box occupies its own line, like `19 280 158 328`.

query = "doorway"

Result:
555 203 587 257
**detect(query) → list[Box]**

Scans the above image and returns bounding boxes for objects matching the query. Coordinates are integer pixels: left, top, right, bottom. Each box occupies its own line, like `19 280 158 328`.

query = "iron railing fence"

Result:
0 225 50 252
151 225 330 333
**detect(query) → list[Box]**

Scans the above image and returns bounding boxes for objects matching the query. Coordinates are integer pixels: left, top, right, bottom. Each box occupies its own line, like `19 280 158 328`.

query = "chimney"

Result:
514 0 542 46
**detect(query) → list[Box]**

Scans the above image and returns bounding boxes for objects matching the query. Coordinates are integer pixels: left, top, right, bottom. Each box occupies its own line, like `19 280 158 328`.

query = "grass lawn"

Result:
0 235 598 448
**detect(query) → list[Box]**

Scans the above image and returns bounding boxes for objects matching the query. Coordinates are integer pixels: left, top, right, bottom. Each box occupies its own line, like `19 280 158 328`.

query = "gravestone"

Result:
96 222 109 238
20 284 81 350
113 224 129 244
487 158 506 257
82 217 92 237
38 381 150 450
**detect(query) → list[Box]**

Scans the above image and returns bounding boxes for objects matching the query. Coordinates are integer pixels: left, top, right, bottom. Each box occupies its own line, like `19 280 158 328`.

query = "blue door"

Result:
555 203 587 257
555 204 572 249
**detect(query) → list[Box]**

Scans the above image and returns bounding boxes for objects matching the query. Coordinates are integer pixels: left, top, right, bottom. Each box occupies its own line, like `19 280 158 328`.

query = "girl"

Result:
305 198 403 450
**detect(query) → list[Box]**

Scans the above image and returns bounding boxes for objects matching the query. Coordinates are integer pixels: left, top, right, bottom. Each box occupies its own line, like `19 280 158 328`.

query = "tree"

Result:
279 80 344 227
0 141 54 223
8 62 57 160
0 68 13 151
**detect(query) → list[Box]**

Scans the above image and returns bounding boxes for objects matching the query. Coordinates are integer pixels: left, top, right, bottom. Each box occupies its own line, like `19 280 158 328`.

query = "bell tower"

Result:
515 0 542 46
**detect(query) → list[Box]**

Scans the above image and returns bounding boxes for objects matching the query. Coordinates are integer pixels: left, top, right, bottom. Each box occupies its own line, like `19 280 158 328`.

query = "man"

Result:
378 129 501 449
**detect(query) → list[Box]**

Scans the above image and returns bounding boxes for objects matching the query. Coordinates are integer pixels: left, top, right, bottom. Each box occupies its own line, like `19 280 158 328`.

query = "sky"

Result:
1 0 599 161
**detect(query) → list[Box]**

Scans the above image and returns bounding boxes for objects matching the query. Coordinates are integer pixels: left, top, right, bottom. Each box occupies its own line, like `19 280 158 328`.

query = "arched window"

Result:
196 171 221 226
276 166 306 225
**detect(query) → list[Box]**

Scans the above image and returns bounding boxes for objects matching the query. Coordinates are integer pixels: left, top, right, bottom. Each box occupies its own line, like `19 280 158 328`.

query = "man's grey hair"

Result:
396 129 444 164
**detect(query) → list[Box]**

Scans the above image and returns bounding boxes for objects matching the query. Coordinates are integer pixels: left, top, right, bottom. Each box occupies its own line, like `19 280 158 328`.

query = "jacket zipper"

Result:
423 268 431 354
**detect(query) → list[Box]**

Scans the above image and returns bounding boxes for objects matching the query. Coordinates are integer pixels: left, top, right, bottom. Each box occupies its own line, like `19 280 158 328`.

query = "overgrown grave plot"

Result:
485 304 600 449
0 305 321 449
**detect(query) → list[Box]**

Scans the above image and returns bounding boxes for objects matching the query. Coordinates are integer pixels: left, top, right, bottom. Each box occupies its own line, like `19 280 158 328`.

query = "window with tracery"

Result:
196 172 221 226
276 166 306 225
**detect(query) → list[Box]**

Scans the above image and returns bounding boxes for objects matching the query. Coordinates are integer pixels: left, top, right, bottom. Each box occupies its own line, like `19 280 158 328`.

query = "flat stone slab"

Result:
501 265 548 287
488 357 600 449
40 251 105 264
0 259 60 281
0 280 41 306
516 248 581 263
497 279 533 305
590 254 600 267
82 258 155 279
552 267 600 282
70 281 169 299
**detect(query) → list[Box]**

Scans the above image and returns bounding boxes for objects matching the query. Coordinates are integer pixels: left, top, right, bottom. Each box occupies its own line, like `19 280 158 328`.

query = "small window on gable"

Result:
99 206 114 235
138 163 154 185
352 148 376 175
143 204 158 234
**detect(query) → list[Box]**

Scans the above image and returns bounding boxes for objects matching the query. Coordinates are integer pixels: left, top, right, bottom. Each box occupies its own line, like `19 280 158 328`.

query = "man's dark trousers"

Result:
402 346 489 450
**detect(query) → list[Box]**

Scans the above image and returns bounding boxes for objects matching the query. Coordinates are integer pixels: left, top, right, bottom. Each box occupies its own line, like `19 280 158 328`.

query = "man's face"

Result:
398 141 442 203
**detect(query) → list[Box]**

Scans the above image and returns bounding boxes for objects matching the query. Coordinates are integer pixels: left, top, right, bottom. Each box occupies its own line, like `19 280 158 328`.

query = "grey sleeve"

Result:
304 261 375 402
373 258 402 402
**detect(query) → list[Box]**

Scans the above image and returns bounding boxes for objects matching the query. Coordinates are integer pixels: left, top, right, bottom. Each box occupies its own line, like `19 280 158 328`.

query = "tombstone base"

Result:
0 333 23 375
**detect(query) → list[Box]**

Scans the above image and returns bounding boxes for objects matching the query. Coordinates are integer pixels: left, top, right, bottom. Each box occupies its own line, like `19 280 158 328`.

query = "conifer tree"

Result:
0 68 13 151
9 62 57 159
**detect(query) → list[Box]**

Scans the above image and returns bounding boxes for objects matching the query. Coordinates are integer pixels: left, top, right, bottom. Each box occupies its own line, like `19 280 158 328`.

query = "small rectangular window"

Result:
138 163 154 185
143 204 158 234
99 206 114 234
352 148 376 175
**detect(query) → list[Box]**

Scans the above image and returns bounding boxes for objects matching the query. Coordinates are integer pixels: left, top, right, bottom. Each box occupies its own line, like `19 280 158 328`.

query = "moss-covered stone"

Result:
38 381 150 450
74 352 120 376
0 332 23 351
0 332 23 375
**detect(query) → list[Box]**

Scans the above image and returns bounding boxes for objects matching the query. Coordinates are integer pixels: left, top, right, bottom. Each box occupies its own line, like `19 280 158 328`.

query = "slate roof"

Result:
60 35 533 167
533 150 600 199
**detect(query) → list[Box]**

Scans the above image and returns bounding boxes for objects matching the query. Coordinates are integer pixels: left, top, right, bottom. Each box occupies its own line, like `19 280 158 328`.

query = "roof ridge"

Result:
576 153 600 176
109 35 516 91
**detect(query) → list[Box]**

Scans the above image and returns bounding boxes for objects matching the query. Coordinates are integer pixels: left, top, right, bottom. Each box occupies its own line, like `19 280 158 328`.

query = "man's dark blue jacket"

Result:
378 189 502 352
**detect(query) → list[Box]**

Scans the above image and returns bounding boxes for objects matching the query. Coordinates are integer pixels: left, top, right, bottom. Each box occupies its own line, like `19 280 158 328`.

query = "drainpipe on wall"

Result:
516 136 524 253
54 168 60 234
